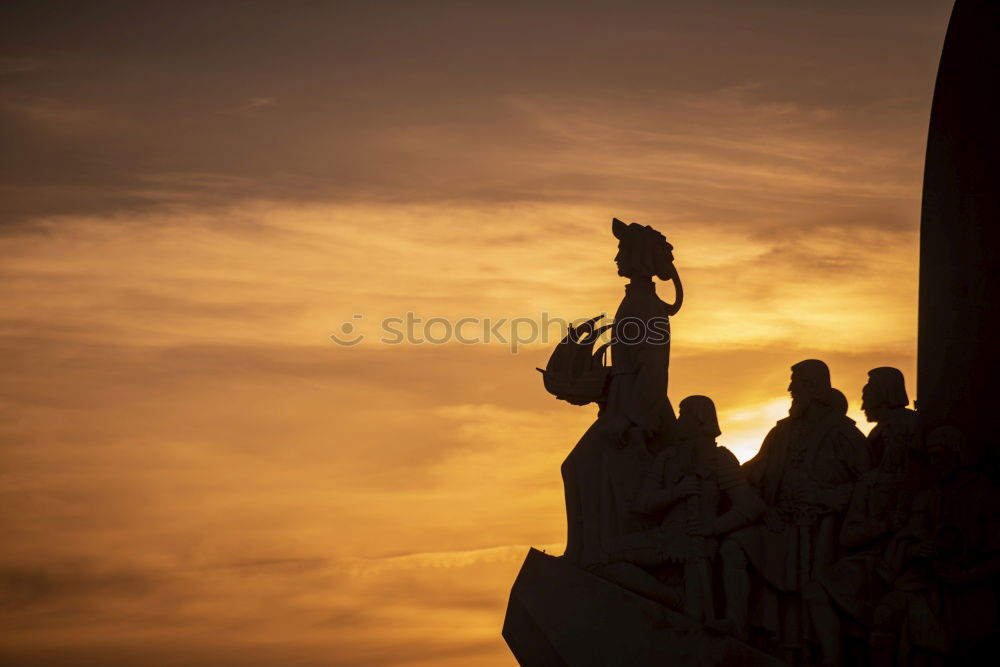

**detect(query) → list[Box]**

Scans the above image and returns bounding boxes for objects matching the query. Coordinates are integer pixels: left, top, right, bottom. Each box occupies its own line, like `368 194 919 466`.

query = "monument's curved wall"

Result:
918 0 1000 451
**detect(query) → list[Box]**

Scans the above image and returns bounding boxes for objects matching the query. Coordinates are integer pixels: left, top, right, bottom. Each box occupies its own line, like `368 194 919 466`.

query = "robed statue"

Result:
721 359 870 658
542 219 683 575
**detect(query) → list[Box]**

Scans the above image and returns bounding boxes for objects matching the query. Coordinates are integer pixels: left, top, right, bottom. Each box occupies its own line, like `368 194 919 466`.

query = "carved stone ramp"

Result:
503 548 785 666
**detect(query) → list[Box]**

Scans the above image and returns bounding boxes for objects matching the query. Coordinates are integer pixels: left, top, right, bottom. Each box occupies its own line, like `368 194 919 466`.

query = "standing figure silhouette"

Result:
561 219 683 578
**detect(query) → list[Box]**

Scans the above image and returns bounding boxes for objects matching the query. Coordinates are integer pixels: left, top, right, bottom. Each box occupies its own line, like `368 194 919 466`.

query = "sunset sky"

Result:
1 2 954 665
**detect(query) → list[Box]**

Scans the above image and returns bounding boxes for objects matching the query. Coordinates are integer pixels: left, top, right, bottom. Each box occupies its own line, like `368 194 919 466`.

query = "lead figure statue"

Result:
555 219 682 580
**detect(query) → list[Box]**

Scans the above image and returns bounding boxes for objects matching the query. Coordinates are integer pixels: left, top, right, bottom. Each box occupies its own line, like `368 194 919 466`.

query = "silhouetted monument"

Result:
557 219 680 576
504 1 1000 664
917 0 1000 452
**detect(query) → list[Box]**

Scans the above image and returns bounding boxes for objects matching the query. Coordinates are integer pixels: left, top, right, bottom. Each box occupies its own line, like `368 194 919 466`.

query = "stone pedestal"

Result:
503 549 783 667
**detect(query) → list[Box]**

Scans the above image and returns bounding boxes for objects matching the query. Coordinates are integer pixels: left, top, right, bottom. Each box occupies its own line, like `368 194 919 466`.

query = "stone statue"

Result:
869 427 1000 666
804 368 929 666
862 367 919 468
721 360 870 659
612 395 765 627
559 219 683 576
505 4 1000 661
507 232 998 666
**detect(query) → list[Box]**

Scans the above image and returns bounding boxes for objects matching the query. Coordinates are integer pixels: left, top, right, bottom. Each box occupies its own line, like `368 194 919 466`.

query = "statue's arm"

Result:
634 453 672 515
713 448 765 535
839 478 883 550
622 339 670 438
662 264 683 316
741 426 778 493
635 486 683 515
813 427 871 511
715 486 765 535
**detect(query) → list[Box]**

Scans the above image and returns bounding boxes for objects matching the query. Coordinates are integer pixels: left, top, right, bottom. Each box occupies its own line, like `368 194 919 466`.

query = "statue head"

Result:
861 367 909 423
828 388 849 416
676 395 722 446
788 359 833 417
612 218 675 280
926 425 965 478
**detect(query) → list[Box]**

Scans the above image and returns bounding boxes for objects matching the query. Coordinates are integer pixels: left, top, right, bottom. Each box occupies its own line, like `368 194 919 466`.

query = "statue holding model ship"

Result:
504 4 1000 663
545 219 681 576
503 214 998 666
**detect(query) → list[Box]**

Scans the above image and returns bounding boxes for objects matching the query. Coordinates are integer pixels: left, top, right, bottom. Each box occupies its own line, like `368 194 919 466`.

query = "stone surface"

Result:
917 0 1000 447
503 549 785 667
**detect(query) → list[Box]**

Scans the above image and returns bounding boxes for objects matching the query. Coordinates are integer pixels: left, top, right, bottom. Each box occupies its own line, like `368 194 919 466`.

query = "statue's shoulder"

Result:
751 418 793 454
768 416 794 436
713 446 745 489
617 287 670 319
742 419 794 473
652 292 673 313
713 446 741 468
830 412 866 441
879 407 918 430
627 290 671 317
